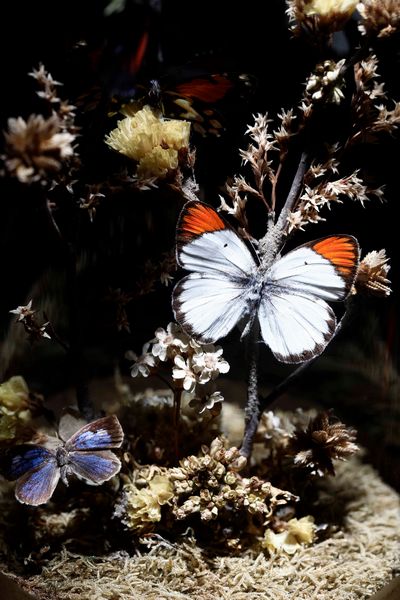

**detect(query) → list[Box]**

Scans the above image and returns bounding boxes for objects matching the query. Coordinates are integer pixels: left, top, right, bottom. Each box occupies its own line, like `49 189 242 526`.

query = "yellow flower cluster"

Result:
262 516 315 555
304 0 358 17
105 105 191 180
0 376 32 440
121 473 174 532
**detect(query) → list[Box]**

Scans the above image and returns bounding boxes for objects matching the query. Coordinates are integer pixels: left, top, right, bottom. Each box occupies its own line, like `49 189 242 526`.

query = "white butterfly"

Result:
172 201 360 364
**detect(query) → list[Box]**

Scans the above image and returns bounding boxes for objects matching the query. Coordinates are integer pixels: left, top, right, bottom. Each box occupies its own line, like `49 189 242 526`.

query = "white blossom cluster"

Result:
126 322 230 414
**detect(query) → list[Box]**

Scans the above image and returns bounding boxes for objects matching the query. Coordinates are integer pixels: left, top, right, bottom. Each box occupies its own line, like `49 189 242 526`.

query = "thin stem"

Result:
240 322 261 459
275 151 309 234
44 198 94 420
43 312 70 353
173 388 182 463
271 162 283 212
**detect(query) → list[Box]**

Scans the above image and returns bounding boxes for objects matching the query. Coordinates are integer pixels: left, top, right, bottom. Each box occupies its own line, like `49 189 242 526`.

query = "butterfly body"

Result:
1 415 124 506
172 201 360 364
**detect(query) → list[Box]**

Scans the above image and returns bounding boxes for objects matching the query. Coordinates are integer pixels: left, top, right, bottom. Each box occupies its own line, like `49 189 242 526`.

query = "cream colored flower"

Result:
121 474 174 532
151 322 190 362
287 0 358 32
191 345 230 383
105 105 190 180
4 114 75 183
355 249 391 297
0 376 30 413
262 516 315 555
304 0 358 17
0 376 33 440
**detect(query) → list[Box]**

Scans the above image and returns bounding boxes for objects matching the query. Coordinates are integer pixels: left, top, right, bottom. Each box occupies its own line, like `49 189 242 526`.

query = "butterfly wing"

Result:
64 415 124 452
67 450 121 485
173 201 256 343
259 235 359 363
0 444 60 506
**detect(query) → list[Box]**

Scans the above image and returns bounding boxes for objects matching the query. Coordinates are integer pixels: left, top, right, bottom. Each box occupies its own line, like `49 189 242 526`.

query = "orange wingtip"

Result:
178 201 226 242
174 75 233 103
312 236 359 277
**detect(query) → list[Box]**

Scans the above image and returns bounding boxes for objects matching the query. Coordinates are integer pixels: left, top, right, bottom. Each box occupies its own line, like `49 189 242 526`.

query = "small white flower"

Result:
127 343 156 378
172 355 197 392
189 391 224 414
191 345 230 384
151 322 189 361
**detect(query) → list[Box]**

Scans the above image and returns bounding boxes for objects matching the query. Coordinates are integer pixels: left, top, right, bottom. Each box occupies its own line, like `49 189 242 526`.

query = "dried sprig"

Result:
287 411 359 476
4 115 75 184
355 249 391 297
287 0 358 35
169 437 295 523
287 169 383 233
9 300 51 343
357 0 400 38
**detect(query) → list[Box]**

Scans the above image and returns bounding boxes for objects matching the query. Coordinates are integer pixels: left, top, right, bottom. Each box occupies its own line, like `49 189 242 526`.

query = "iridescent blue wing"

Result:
1 444 54 480
67 450 121 484
0 444 60 506
65 415 124 452
15 458 60 505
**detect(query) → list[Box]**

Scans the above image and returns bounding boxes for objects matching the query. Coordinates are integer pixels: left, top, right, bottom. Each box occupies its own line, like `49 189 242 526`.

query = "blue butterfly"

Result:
1 415 124 506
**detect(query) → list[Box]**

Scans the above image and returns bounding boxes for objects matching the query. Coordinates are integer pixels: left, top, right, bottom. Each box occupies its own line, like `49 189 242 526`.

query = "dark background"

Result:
0 1 399 489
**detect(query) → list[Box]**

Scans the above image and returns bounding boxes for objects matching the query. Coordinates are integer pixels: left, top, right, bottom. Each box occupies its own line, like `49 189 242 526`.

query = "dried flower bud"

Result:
357 0 400 38
4 114 75 184
287 0 358 33
287 410 359 476
355 249 391 297
305 59 346 105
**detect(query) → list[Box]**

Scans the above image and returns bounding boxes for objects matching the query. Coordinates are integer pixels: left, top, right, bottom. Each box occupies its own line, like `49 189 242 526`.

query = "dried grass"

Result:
3 456 399 600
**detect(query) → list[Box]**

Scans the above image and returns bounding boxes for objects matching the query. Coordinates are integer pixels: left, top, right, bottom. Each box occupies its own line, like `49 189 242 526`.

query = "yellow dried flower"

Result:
304 0 358 17
118 473 174 533
262 516 315 555
288 0 358 32
0 376 33 441
137 146 179 179
105 105 190 180
0 376 30 412
355 249 391 297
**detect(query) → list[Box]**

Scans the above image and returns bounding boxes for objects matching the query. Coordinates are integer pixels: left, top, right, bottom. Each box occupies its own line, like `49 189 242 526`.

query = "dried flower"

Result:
189 391 225 415
104 105 190 180
4 114 75 184
116 470 174 533
172 355 197 392
170 437 294 523
287 0 358 32
305 59 346 105
262 516 315 555
126 343 157 377
151 323 190 361
287 411 359 476
355 249 391 297
10 300 51 343
79 191 105 222
357 0 400 38
287 170 382 232
191 345 230 383
0 376 33 441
